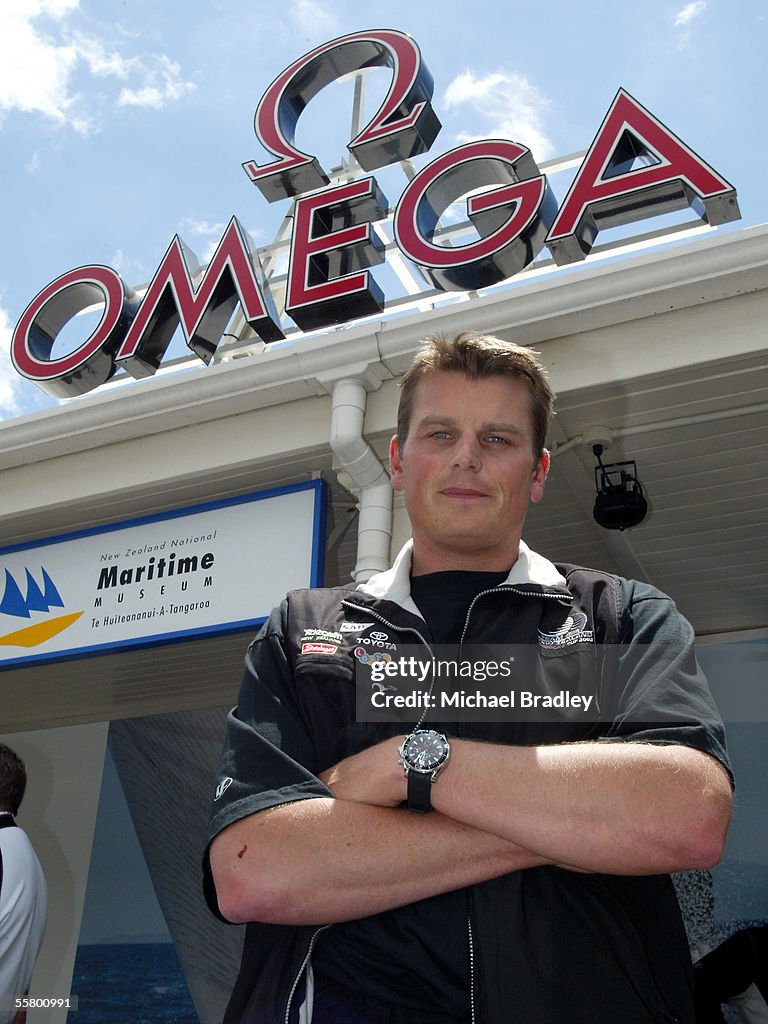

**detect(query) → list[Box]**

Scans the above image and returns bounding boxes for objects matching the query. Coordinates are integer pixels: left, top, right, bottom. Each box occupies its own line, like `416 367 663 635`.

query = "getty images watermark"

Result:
354 644 604 723
352 643 739 724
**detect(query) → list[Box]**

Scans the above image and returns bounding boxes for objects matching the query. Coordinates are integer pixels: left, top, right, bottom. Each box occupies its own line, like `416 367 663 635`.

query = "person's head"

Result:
0 744 27 815
390 333 555 573
396 332 555 460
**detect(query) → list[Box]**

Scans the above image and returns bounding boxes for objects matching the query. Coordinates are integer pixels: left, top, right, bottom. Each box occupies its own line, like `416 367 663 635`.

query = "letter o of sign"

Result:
243 28 441 202
11 266 137 398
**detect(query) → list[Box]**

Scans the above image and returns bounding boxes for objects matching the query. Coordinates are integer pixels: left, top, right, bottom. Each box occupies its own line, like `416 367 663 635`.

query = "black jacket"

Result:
205 544 729 1024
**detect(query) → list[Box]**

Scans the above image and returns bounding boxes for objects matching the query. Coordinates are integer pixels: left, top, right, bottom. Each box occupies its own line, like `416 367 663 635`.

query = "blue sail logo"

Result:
0 567 83 649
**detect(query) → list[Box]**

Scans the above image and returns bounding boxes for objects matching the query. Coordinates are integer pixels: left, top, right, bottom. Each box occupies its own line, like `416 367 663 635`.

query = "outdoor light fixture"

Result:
592 444 649 531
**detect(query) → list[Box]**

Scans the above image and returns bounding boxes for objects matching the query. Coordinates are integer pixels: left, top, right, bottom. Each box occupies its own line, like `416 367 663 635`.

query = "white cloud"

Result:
0 0 195 135
0 1 85 131
112 219 246 284
673 1 707 48
118 54 195 110
176 219 229 264
288 0 340 38
245 224 266 244
110 248 150 285
71 30 133 78
179 218 227 239
442 70 554 161
674 0 707 26
0 303 24 420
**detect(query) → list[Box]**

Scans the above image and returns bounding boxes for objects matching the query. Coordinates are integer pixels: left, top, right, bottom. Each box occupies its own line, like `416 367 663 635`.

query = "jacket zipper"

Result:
341 599 436 730
342 585 569 1024
345 584 567 653
458 585 570 648
467 914 476 1024
284 924 331 1024
341 598 433 650
343 585 567 723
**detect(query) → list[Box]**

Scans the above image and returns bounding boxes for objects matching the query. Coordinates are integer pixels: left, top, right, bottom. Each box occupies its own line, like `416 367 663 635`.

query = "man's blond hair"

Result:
397 332 555 457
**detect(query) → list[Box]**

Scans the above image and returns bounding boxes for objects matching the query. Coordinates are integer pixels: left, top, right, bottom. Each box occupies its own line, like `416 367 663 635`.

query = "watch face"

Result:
403 730 449 773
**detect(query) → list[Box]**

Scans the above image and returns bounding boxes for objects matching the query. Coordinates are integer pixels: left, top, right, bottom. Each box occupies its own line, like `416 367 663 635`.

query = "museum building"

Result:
0 29 766 1023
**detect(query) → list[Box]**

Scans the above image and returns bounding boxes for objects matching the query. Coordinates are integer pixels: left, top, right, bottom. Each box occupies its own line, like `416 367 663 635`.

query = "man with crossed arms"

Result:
206 332 732 1024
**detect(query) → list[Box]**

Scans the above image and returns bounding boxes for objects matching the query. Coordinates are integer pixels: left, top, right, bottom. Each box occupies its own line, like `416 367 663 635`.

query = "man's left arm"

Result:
320 736 732 876
323 579 733 876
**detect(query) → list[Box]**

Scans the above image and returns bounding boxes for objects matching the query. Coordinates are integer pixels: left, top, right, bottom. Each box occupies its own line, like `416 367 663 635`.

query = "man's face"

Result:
390 370 549 574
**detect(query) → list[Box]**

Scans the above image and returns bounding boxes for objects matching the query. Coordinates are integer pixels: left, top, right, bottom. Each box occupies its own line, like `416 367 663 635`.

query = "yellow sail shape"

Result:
0 611 83 648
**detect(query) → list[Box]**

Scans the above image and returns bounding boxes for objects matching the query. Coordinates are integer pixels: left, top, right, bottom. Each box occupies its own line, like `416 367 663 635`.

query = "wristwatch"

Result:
398 729 451 813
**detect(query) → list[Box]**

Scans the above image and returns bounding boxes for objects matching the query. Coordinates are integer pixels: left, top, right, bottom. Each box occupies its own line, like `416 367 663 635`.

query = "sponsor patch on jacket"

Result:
538 611 594 649
299 627 342 649
340 621 374 633
301 641 339 655
354 647 392 665
214 777 233 801
355 629 396 650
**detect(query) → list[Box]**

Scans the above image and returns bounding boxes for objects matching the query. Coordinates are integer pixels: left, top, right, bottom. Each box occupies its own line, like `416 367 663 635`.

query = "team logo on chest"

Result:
538 611 594 650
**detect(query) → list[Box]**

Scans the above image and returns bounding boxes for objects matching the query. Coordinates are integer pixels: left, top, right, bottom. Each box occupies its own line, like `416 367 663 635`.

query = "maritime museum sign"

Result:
11 29 740 399
0 482 324 667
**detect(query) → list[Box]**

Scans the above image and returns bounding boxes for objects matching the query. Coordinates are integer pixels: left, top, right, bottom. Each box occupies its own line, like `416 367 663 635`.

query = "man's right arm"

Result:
208 603 550 928
209 797 549 926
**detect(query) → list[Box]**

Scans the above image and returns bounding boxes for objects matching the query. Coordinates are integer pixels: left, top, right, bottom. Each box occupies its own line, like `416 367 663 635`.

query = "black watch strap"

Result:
406 769 433 813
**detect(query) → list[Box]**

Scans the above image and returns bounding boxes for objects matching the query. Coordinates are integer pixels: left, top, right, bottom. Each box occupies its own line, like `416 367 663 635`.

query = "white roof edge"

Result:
2 223 767 471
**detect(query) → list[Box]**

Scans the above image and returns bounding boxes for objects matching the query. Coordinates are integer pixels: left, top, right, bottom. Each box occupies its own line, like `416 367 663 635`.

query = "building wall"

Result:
1 224 767 1019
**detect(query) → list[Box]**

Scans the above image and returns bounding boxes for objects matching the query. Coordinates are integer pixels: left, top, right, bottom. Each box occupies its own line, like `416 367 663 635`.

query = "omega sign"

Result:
12 29 740 399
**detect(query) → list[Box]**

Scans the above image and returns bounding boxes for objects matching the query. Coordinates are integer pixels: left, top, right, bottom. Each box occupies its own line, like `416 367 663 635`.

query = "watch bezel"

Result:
399 729 451 777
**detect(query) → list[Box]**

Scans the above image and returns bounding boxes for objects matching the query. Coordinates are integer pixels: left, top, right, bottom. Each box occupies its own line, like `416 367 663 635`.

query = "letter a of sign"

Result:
243 29 441 202
545 88 741 264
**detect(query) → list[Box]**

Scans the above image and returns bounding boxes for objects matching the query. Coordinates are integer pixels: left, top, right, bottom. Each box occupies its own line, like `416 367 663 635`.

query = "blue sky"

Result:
1 0 766 420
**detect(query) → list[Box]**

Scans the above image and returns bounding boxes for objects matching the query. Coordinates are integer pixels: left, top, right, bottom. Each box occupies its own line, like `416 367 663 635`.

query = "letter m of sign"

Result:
114 216 284 379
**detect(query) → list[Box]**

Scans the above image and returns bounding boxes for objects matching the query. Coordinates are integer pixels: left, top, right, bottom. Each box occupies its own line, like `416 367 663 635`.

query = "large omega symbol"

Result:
242 29 442 202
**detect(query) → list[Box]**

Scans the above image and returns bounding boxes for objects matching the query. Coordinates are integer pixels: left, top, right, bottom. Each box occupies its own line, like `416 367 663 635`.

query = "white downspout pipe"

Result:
330 378 393 582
